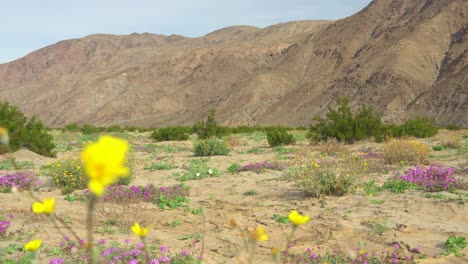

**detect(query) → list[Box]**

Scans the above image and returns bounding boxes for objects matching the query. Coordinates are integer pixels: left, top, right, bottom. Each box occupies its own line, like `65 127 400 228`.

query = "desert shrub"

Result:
283 156 360 197
446 124 461 131
227 163 241 173
0 172 42 193
308 97 383 144
193 109 229 139
46 156 134 194
176 159 219 181
150 127 189 142
383 139 430 165
266 128 295 147
383 178 419 193
193 138 230 156
400 117 438 138
397 165 464 192
440 135 462 149
226 135 243 147
0 100 55 157
432 145 444 151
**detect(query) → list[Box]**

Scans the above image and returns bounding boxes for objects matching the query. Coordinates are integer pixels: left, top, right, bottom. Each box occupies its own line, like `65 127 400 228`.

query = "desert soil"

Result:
1 130 467 263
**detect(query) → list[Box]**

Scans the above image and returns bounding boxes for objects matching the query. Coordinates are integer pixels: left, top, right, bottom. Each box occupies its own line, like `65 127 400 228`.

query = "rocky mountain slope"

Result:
0 0 466 127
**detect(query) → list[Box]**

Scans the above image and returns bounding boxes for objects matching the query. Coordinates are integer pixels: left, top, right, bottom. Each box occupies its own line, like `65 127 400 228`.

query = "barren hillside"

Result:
0 0 466 127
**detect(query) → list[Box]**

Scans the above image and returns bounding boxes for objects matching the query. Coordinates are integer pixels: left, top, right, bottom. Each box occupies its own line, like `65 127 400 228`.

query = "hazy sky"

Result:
1 0 372 63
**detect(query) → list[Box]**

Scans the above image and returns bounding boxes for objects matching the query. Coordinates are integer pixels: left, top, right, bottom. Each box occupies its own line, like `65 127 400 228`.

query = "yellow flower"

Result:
81 136 129 196
271 247 280 256
249 226 268 242
0 127 9 146
32 198 55 215
24 239 41 251
131 222 149 238
288 210 310 226
359 249 365 255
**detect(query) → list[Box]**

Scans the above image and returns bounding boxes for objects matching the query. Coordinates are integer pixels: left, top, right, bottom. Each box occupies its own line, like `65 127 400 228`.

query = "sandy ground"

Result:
1 130 467 263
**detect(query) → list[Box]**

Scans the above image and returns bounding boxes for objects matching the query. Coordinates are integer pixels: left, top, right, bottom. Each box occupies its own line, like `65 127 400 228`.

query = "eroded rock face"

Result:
0 0 466 127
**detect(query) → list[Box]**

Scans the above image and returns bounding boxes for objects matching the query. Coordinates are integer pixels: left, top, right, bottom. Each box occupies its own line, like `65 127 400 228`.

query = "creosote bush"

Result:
308 97 383 144
283 155 361 197
150 127 190 142
0 100 55 157
193 138 230 156
266 128 295 147
383 139 430 165
193 109 229 139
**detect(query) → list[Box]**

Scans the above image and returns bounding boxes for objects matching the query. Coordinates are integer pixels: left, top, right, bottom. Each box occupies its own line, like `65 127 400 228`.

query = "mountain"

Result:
0 0 466 127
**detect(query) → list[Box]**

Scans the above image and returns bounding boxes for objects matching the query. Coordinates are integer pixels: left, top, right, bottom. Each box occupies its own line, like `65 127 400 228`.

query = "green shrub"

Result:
400 117 438 138
176 159 219 181
0 100 56 157
432 145 443 151
308 97 383 144
382 178 418 193
444 236 467 256
150 127 189 142
193 138 230 156
192 109 229 139
266 128 295 147
446 124 461 131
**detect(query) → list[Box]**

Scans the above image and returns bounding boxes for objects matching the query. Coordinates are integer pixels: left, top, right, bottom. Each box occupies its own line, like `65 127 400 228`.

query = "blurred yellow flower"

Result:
288 210 310 226
81 136 129 196
32 198 55 215
131 222 149 238
0 127 9 146
249 226 268 242
24 239 41 251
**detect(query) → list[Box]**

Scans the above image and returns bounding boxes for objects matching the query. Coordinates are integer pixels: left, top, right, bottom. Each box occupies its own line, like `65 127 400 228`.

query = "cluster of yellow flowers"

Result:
25 135 132 252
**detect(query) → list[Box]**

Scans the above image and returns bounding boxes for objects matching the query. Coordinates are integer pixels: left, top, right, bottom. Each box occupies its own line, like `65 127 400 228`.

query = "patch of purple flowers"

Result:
49 258 65 264
398 165 464 192
358 148 383 159
0 172 42 193
87 184 189 204
240 161 286 173
0 214 13 238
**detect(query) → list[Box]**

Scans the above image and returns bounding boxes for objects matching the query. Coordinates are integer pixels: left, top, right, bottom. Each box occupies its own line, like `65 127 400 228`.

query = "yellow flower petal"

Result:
250 226 268 242
288 210 310 226
24 239 41 251
32 198 55 215
131 222 149 238
81 136 129 196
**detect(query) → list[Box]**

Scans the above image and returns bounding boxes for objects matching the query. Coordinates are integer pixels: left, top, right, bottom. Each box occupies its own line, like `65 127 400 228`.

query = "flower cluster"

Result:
0 172 42 193
239 161 286 173
398 165 464 192
86 184 190 204
356 147 383 159
0 214 13 238
282 246 416 264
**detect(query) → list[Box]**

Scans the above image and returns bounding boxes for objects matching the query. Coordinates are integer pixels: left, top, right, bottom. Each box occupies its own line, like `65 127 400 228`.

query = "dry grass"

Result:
383 138 430 165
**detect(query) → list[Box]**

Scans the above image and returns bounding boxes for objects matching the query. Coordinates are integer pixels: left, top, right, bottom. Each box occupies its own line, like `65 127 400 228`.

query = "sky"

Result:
0 0 372 63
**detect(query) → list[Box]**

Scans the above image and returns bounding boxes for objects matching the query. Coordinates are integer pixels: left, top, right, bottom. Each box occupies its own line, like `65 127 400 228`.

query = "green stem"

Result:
87 195 96 264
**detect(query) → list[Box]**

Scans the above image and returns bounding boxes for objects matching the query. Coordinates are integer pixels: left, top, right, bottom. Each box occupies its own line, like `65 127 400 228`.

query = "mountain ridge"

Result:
0 0 466 127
